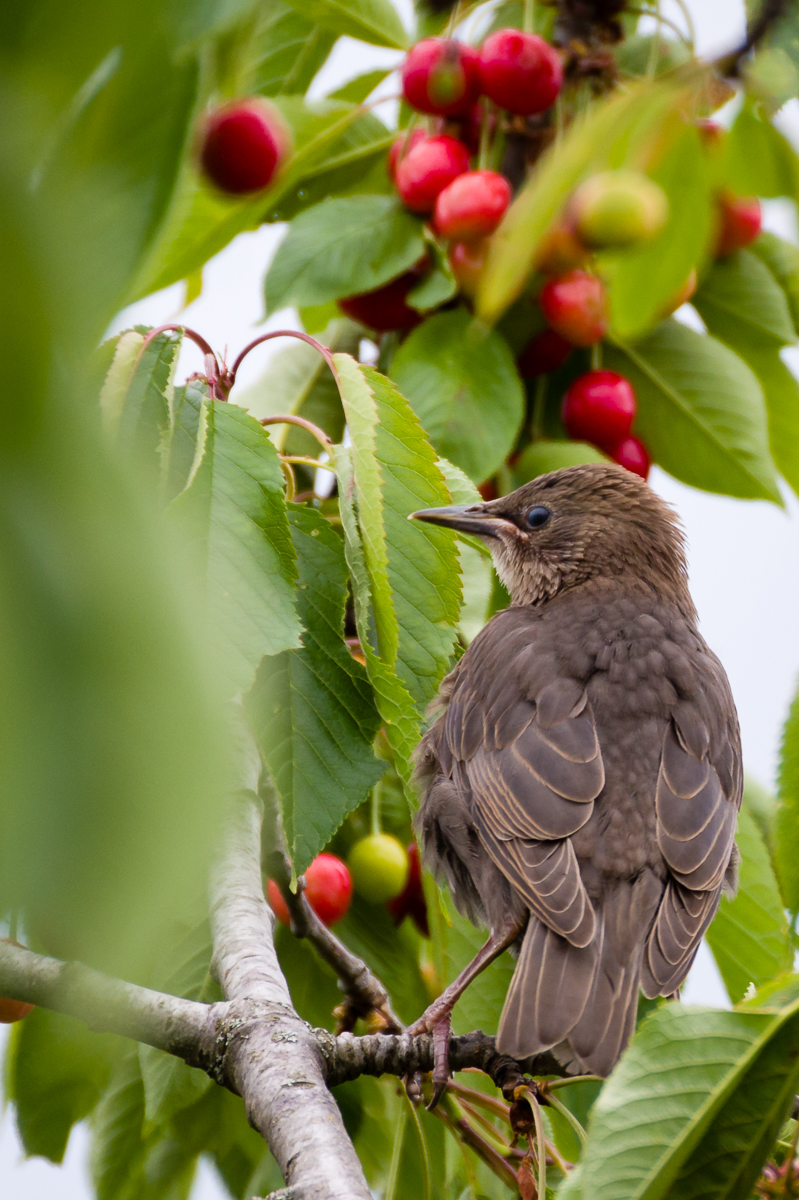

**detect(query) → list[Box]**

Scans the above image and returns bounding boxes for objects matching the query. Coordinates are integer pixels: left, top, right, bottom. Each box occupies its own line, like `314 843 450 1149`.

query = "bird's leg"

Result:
408 915 526 1110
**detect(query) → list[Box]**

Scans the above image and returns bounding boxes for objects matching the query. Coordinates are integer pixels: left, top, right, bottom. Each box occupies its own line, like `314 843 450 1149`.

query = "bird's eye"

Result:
525 506 551 530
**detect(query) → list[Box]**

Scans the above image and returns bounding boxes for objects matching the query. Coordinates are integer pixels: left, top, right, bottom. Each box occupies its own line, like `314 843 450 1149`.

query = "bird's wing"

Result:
442 632 603 946
642 693 742 997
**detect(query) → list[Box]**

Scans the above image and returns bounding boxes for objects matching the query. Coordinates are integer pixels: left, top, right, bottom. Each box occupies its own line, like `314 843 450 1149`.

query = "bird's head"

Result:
412 462 691 609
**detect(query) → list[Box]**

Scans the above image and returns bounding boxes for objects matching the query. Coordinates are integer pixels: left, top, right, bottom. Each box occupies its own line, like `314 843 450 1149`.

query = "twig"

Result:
436 1094 519 1191
260 780 403 1034
716 0 790 77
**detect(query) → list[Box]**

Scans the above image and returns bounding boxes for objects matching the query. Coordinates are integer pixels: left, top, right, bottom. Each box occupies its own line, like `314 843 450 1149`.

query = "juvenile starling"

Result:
409 464 741 1091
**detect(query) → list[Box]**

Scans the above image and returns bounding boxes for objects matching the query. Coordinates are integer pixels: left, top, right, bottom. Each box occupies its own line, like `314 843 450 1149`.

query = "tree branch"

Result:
209 797 373 1200
715 0 790 76
260 782 404 1034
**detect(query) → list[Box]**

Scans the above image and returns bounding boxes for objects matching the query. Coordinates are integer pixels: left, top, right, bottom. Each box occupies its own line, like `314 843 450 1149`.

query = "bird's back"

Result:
416 578 741 1074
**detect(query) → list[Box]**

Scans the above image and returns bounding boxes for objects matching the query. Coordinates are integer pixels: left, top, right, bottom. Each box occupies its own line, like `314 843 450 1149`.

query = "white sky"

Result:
5 1 794 1195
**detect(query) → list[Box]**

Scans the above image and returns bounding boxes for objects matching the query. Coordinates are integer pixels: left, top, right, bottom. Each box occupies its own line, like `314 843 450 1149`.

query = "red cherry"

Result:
449 239 488 298
339 267 425 332
387 129 427 181
478 478 499 501
267 853 352 929
697 119 725 148
716 193 762 257
434 170 511 241
402 38 481 117
395 135 471 214
610 435 650 479
562 370 636 451
200 100 289 195
387 843 430 937
535 219 590 275
539 270 609 347
479 29 562 116
517 328 573 378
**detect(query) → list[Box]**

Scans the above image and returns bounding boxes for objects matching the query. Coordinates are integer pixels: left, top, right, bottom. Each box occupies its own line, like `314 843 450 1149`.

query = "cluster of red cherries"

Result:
267 836 429 936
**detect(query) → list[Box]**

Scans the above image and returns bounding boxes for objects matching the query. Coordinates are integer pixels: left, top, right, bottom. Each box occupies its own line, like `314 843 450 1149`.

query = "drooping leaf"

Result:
604 123 712 341
10 1009 116 1163
169 399 301 694
476 77 700 322
563 998 799 1200
280 0 408 48
333 355 461 781
724 102 799 201
248 0 336 96
390 309 525 483
265 195 425 313
776 677 799 919
751 230 799 335
329 68 392 104
91 1048 147 1200
247 505 385 874
693 250 796 349
706 802 792 1003
605 320 781 503
100 328 181 466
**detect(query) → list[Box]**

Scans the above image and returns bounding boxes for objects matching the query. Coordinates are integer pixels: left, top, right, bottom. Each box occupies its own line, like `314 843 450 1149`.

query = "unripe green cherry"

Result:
348 833 409 903
571 170 668 250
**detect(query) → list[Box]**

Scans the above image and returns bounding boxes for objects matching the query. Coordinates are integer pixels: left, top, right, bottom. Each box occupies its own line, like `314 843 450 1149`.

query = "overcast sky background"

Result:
5 1 798 1195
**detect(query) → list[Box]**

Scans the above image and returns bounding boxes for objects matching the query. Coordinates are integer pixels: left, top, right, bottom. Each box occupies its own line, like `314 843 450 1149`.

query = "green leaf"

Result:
337 894 429 1024
235 317 359 459
604 124 712 341
247 505 384 874
513 440 607 486
476 78 700 323
407 243 458 312
11 1009 115 1163
706 802 792 1003
390 309 525 483
776 677 799 919
568 999 799 1200
280 0 407 48
333 356 461 778
101 328 181 464
91 1049 147 1200
693 250 796 348
329 68 392 104
161 379 206 504
265 195 425 313
724 103 799 201
170 400 301 694
605 320 781 503
248 0 336 96
751 230 799 335
442 893 515 1037
275 923 341 1029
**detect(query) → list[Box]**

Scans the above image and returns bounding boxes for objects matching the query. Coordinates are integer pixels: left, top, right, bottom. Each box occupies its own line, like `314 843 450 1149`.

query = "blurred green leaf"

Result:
724 103 799 201
248 0 336 96
390 309 525 483
10 1009 116 1163
744 776 779 872
265 195 424 313
563 999 799 1200
91 1048 147 1200
281 0 407 48
101 328 181 468
407 244 458 313
477 77 698 323
513 440 606 486
337 894 429 1024
706 803 792 1003
751 231 799 335
170 399 301 694
605 124 712 341
441 894 515 1038
605 320 781 503
329 68 392 104
161 379 206 503
694 250 796 348
247 505 384 874
334 355 461 778
274 923 341 1029
776 677 799 920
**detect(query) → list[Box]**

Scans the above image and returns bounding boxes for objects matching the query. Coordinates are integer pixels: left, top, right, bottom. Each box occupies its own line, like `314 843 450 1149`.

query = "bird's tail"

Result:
497 873 661 1076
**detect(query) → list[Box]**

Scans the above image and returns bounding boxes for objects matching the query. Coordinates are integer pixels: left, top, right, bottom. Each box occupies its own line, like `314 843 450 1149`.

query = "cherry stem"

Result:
591 341 603 370
478 97 492 171
139 324 228 400
259 414 333 453
523 0 535 34
370 780 382 836
229 329 338 393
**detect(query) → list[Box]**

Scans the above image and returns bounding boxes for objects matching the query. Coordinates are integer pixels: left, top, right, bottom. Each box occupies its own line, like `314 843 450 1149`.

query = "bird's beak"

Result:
410 504 514 539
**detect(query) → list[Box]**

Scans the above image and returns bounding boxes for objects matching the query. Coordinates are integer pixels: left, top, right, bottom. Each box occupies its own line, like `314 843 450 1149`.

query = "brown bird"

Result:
408 463 741 1095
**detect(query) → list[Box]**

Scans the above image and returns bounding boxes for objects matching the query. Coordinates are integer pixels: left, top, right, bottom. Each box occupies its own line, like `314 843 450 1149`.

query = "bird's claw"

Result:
426 1013 453 1111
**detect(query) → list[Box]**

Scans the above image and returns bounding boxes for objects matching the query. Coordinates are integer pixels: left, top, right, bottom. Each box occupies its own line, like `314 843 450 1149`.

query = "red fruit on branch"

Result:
402 38 481 116
517 328 573 378
339 266 426 332
539 270 609 346
449 239 488 298
479 29 562 116
434 170 511 241
562 370 636 451
395 135 471 214
348 834 409 904
387 128 426 180
716 193 762 257
570 170 669 250
200 100 289 194
387 843 430 937
610 434 650 479
267 853 352 928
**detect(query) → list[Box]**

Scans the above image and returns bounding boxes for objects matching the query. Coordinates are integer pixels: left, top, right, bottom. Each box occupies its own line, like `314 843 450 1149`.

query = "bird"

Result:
408 463 741 1096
